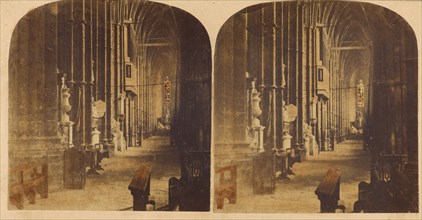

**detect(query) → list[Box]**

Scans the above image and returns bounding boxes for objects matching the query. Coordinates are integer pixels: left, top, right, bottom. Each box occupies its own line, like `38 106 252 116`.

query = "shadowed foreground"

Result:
216 139 370 213
8 136 180 211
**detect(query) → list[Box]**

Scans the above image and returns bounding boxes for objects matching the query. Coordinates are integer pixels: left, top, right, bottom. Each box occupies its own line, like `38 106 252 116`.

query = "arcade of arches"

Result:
6 0 419 213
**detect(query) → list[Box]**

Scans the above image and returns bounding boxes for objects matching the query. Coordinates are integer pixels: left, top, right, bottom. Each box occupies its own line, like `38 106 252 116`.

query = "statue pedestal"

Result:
117 132 122 151
309 135 318 156
59 121 74 148
112 133 119 151
248 77 265 155
304 136 310 157
282 133 292 151
92 128 101 146
115 131 126 151
251 126 265 154
112 130 126 152
108 143 115 157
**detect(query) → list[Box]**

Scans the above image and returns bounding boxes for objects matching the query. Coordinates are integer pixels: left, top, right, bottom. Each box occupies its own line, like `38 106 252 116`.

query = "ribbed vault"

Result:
314 0 415 82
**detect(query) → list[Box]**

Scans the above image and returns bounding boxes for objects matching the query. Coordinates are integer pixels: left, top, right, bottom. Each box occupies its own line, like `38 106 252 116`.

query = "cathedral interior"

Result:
4 0 420 214
214 0 418 213
8 0 210 211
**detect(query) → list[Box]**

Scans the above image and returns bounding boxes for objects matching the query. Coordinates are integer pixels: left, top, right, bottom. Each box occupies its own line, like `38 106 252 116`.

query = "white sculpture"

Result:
303 123 311 157
281 101 297 151
91 99 106 146
61 77 72 122
111 119 125 151
251 81 263 128
248 76 265 154
163 76 171 126
92 127 101 146
59 73 74 148
357 79 364 108
118 94 126 121
92 100 106 118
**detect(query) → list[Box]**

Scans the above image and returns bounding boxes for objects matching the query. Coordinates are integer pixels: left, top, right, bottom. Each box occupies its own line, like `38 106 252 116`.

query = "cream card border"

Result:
1 0 421 219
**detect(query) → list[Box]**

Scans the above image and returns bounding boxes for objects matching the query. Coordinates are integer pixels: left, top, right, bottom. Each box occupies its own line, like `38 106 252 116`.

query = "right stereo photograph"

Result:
213 0 418 213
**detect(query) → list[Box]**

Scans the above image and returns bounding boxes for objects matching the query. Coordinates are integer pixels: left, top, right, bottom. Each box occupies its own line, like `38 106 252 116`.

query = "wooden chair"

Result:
215 165 237 209
9 160 48 209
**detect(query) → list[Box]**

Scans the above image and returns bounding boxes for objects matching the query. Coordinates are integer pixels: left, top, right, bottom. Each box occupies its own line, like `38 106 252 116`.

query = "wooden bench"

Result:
86 143 109 175
275 148 297 180
85 147 100 175
215 165 237 209
286 148 300 175
315 168 345 213
9 160 48 209
168 177 180 210
63 148 86 189
253 155 275 193
128 163 155 211
94 143 108 170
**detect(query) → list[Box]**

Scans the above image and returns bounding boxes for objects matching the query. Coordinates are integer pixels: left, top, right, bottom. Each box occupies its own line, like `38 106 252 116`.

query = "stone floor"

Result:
214 139 371 213
8 137 370 213
8 135 180 211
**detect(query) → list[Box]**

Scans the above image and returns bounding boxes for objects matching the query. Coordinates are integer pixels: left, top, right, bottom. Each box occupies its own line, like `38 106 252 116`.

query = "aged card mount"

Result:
1 0 421 219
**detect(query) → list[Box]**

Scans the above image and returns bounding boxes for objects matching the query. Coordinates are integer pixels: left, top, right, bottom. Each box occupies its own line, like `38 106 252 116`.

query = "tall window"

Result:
126 64 132 78
319 28 324 61
318 68 323 82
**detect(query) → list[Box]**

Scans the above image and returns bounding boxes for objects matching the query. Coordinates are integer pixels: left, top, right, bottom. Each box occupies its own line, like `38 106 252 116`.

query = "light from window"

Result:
319 28 324 61
126 65 132 78
318 69 323 82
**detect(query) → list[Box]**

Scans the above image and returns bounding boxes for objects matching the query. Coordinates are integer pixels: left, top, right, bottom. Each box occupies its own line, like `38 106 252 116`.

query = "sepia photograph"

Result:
213 0 419 213
0 0 421 219
4 0 211 212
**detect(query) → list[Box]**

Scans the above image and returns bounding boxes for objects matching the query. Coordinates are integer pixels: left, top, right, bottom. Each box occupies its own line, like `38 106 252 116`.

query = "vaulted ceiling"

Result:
112 0 180 80
310 0 412 84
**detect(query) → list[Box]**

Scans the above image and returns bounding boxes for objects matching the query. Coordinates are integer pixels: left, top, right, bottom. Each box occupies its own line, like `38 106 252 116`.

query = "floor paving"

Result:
216 139 371 213
9 137 369 213
8 135 180 211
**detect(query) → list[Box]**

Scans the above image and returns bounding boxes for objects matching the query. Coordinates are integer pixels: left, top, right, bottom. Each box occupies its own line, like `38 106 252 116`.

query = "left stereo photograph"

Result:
7 0 211 211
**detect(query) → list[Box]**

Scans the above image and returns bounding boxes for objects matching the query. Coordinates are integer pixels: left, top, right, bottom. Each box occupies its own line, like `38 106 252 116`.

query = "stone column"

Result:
86 1 94 147
77 0 87 147
310 95 318 135
277 64 286 150
319 98 324 151
117 93 126 150
259 7 266 92
44 2 66 191
110 0 117 149
286 3 291 105
68 0 76 127
268 2 278 151
104 0 113 154
277 3 285 150
294 1 300 148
